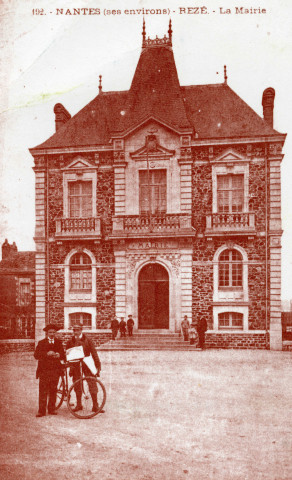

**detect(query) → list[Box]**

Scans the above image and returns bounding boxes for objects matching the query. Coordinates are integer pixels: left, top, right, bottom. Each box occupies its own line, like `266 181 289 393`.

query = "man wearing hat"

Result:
127 315 134 337
34 324 65 417
66 323 104 413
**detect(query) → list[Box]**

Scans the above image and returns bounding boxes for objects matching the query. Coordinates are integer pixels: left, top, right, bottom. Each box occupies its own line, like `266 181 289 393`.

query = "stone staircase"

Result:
98 331 200 351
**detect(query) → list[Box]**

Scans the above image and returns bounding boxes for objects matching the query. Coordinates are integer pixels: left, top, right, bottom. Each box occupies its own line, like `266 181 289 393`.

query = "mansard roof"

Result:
113 44 192 134
32 31 283 152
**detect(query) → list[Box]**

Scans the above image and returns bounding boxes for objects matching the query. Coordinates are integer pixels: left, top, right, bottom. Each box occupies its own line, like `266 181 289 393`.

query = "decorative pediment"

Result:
130 134 175 160
63 156 95 170
211 148 246 164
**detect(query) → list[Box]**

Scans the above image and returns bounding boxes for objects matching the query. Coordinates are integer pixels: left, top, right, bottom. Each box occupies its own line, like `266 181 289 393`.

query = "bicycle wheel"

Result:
67 376 106 419
55 375 65 410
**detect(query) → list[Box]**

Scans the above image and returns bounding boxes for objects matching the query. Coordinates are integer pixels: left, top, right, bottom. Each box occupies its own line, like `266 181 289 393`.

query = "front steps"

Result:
98 331 200 351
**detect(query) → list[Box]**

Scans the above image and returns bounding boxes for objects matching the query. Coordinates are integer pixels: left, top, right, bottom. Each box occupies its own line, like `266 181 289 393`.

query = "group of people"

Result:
110 315 135 340
34 314 207 417
181 315 208 349
34 322 103 418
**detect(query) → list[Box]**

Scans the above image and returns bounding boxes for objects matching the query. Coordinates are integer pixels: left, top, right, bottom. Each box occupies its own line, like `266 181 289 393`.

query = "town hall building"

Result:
30 22 286 349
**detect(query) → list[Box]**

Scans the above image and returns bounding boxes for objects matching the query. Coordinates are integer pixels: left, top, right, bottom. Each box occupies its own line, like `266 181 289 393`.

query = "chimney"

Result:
53 103 71 132
262 88 275 128
2 239 17 259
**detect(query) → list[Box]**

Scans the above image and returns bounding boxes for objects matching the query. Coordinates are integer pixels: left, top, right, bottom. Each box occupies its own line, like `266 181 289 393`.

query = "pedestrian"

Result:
181 315 190 341
34 323 65 417
119 317 127 337
197 317 208 349
111 317 120 340
127 315 135 337
66 323 104 413
189 322 198 346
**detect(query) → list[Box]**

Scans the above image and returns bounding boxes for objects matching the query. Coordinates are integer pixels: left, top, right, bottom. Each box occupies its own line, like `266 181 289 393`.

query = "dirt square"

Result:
0 349 291 480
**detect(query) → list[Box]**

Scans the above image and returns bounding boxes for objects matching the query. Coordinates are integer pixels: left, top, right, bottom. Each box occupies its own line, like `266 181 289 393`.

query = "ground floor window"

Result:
69 312 92 328
218 312 243 330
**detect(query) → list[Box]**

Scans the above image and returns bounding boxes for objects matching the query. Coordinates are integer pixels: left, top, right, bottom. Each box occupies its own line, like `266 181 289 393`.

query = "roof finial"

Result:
99 75 102 94
142 18 146 47
224 65 228 85
168 18 172 44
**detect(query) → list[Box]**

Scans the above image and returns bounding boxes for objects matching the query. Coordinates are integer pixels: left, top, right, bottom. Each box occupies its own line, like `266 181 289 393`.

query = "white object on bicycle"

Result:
66 345 85 362
83 355 98 375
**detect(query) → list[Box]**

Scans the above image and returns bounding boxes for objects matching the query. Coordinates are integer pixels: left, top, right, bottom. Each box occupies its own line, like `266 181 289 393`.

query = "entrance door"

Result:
138 263 169 329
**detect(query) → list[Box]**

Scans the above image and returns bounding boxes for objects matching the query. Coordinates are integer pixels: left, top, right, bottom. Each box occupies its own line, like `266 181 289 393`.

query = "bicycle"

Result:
55 360 106 419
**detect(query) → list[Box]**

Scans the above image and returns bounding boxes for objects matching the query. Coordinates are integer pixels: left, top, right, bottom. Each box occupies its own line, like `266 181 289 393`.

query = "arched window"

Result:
70 252 92 291
69 312 92 328
218 312 243 329
219 249 243 288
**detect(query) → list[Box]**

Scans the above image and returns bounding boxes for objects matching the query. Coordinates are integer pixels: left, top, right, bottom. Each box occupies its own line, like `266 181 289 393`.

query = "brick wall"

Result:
0 340 34 355
205 332 269 349
57 331 111 348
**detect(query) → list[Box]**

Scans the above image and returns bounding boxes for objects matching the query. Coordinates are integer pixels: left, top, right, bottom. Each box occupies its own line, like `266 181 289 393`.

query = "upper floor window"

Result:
70 252 92 291
69 312 92 328
68 181 92 218
219 249 243 288
139 169 166 214
19 281 31 306
217 175 244 213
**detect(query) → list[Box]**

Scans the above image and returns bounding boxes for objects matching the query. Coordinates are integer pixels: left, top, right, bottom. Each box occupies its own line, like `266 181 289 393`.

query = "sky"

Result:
0 0 291 298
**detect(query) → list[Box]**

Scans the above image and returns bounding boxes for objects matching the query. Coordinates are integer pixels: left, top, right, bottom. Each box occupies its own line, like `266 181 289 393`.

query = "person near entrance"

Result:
111 317 120 340
119 317 127 337
66 323 104 413
127 315 135 337
181 316 190 341
34 323 65 417
189 322 198 346
197 317 208 349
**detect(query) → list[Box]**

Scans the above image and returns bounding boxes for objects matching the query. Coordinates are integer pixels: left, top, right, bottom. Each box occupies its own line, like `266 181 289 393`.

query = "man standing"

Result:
181 315 190 341
119 317 127 338
66 323 104 413
111 317 120 340
127 315 135 337
197 317 208 349
34 324 65 417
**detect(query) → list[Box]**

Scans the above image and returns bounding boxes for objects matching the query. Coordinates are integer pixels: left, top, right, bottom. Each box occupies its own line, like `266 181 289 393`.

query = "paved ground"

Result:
0 349 291 480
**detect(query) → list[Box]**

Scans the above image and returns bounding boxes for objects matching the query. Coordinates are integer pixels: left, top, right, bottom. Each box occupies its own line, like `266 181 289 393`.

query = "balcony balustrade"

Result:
205 212 255 235
111 214 194 238
55 217 101 239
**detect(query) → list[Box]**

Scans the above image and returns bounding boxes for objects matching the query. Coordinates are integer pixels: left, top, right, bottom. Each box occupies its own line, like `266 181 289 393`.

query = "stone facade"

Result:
30 27 285 349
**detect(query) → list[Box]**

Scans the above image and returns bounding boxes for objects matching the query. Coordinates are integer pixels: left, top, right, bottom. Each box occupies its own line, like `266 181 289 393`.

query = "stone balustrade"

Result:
205 212 255 234
112 214 194 238
55 217 101 239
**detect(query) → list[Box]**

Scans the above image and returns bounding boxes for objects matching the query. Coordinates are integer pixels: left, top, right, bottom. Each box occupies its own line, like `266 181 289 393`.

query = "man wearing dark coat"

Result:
66 323 104 413
111 317 120 340
197 317 208 349
119 317 127 337
34 324 65 417
127 315 135 337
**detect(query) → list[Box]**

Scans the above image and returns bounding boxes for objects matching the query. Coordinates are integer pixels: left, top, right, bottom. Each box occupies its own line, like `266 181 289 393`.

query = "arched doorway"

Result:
138 263 169 329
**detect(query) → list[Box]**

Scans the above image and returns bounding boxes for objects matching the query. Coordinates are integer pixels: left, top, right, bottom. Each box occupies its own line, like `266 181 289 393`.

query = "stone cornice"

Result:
29 145 113 156
190 134 286 147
